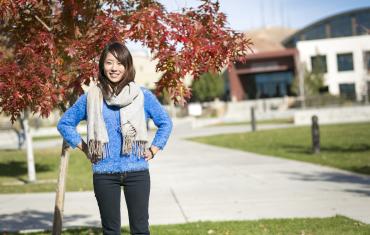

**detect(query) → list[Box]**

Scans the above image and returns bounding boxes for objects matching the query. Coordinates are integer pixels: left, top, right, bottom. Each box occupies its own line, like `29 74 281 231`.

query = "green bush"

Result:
190 72 225 102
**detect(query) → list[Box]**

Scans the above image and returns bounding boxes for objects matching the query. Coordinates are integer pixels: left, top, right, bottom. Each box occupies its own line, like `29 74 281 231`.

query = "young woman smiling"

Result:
57 41 172 235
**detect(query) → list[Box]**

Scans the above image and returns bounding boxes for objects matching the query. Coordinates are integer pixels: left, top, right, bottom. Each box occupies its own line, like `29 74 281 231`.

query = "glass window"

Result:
337 53 354 71
364 51 370 72
330 16 352 37
311 55 327 73
255 72 294 98
339 83 356 100
240 72 294 99
355 11 370 35
303 24 327 40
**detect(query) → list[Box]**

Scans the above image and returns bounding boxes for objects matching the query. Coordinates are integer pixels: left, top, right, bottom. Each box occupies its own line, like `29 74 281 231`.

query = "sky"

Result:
161 0 370 31
127 0 370 51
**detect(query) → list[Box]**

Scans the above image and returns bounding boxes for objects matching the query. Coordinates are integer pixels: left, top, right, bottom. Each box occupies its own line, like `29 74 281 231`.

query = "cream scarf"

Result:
87 82 148 163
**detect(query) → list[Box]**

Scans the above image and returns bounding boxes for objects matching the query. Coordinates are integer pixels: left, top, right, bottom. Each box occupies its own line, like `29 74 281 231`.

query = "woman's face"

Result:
103 52 126 83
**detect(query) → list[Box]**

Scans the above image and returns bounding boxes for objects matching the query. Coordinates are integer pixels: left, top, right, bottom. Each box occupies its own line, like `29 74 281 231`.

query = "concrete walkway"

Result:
0 121 370 232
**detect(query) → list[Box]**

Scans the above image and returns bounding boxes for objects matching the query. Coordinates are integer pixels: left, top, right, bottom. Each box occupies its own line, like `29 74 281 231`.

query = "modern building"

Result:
283 7 370 101
227 48 298 101
227 7 370 102
226 27 298 101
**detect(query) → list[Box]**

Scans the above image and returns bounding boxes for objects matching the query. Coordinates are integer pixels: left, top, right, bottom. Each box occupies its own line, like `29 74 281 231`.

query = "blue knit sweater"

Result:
57 88 172 174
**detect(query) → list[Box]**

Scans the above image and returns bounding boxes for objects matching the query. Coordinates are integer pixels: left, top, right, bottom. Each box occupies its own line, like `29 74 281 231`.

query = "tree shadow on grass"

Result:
280 144 370 175
0 161 52 177
350 166 370 175
281 144 370 155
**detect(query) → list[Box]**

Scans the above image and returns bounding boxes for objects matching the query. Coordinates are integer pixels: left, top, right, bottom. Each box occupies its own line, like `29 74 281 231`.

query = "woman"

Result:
57 41 172 235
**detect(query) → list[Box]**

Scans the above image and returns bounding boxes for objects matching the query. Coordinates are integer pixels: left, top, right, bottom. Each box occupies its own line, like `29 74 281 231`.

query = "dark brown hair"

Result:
98 41 135 98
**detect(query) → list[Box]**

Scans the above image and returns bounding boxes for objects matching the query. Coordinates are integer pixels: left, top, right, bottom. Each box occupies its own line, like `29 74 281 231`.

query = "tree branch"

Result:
34 15 52 32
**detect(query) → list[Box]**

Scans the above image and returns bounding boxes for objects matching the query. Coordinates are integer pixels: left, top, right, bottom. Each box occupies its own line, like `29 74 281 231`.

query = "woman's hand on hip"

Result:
77 140 89 157
144 145 159 161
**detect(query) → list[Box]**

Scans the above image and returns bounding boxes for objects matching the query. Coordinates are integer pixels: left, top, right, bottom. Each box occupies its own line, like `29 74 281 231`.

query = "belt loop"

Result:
120 174 124 184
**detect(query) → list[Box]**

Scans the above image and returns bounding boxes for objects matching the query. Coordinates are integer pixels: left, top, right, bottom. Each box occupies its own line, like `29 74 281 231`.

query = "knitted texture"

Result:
57 88 172 174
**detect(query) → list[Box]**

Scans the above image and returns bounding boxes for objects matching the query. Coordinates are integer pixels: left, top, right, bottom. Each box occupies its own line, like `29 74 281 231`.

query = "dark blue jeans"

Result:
93 170 151 235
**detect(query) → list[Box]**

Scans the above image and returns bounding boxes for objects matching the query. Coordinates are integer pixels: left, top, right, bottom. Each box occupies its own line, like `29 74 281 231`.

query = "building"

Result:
228 7 370 102
131 50 161 90
226 27 298 101
131 50 192 91
283 7 370 101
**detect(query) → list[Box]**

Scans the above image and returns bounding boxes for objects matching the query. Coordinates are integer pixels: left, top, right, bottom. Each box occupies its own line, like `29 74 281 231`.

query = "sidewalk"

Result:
1 121 370 232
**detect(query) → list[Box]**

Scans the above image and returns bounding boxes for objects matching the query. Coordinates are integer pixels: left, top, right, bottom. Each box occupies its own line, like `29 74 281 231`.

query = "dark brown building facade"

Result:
227 48 299 101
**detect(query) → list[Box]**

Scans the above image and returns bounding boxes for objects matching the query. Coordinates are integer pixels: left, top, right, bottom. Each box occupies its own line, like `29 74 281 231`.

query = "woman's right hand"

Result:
77 140 89 158
78 141 101 164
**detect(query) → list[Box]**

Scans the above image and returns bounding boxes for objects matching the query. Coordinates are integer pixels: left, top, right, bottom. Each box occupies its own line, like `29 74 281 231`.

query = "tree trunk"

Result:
21 111 36 182
52 140 70 235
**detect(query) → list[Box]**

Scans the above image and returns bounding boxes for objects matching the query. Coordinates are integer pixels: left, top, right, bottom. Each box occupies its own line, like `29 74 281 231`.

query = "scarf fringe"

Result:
122 136 147 157
89 138 147 162
88 139 109 163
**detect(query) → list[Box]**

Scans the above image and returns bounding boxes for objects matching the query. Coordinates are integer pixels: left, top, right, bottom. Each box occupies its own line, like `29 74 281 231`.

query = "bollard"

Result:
311 115 320 154
251 107 256 132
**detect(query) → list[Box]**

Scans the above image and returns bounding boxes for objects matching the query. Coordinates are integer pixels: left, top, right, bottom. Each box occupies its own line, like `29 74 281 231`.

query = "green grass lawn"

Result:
210 118 293 127
0 148 93 193
191 122 370 175
10 215 369 235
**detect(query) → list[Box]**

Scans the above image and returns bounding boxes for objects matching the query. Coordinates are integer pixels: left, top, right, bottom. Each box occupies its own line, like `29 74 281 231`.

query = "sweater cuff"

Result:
150 141 164 150
66 136 82 149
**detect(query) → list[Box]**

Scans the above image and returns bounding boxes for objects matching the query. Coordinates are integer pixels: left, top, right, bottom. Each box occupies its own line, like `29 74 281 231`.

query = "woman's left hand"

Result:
144 145 159 161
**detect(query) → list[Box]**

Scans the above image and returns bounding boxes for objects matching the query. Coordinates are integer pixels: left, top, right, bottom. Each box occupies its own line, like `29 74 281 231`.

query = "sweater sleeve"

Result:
57 94 87 149
143 89 173 150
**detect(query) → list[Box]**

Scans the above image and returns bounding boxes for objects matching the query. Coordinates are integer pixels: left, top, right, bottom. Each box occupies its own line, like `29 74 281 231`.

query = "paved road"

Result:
0 121 370 232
